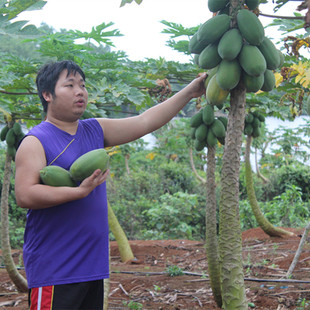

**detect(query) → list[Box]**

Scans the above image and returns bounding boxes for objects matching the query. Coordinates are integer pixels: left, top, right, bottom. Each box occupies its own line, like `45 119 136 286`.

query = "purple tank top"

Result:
23 119 109 288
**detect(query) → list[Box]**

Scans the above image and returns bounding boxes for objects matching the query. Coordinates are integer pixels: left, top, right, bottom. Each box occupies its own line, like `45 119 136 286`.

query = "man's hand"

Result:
187 72 208 99
79 169 110 197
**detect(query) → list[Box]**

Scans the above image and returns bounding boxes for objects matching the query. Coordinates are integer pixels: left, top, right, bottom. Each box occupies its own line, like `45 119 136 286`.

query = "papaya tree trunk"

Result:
108 202 134 263
245 135 294 237
205 146 222 308
1 151 28 292
218 86 247 309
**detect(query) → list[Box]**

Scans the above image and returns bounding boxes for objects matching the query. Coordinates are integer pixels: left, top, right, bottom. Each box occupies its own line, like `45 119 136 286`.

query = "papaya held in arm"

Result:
69 148 110 182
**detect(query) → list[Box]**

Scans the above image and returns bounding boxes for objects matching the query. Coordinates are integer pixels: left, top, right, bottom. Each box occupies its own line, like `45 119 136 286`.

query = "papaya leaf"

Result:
166 39 190 55
120 0 143 7
71 22 123 46
4 20 28 33
18 24 40 35
267 13 305 34
161 20 198 37
2 0 46 20
273 0 290 12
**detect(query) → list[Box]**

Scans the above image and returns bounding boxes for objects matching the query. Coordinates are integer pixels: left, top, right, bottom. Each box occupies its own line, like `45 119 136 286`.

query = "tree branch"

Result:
0 90 37 96
259 12 305 20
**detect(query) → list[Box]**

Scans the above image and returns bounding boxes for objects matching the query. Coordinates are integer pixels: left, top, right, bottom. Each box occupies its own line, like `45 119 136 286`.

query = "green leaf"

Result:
161 20 198 38
71 22 123 46
2 0 46 20
120 0 143 7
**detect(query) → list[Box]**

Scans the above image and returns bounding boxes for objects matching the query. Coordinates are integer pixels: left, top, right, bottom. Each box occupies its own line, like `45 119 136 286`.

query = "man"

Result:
15 60 207 309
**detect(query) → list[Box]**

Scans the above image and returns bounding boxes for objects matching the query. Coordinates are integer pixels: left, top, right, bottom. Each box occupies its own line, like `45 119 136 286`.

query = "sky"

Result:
16 0 302 63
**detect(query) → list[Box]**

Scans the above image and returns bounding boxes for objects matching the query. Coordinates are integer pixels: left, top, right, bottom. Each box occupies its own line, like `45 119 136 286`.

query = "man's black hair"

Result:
36 60 86 113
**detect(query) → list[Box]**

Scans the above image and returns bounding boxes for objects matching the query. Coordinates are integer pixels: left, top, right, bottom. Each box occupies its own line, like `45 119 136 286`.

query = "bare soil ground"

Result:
0 227 309 309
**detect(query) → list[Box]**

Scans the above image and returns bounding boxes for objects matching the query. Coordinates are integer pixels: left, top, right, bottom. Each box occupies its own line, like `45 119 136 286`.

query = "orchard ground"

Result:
0 227 309 309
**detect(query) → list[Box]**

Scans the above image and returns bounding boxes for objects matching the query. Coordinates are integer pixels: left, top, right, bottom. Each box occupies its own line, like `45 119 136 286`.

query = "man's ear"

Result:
42 91 52 103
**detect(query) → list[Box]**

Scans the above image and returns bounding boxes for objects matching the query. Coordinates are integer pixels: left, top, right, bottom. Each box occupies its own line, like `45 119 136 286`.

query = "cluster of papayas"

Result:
190 105 227 151
0 122 25 160
190 0 284 104
40 148 110 187
243 111 265 138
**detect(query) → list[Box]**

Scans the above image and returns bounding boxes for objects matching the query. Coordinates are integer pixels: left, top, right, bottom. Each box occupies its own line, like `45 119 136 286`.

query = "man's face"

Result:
44 70 88 122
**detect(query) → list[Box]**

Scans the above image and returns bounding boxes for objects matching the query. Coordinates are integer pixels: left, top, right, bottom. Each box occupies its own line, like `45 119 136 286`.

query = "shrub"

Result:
262 164 310 201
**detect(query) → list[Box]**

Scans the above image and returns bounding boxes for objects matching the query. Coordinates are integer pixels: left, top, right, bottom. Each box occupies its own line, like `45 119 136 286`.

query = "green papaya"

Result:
218 28 243 61
190 127 196 140
245 113 254 123
210 119 226 138
244 123 253 136
197 14 231 47
189 32 206 54
198 43 222 69
204 67 218 89
208 0 229 12
243 72 264 93
258 36 280 70
202 104 215 126
7 145 16 160
257 113 265 122
216 59 241 90
217 116 228 129
12 122 23 135
206 130 217 148
245 0 260 10
237 9 265 46
190 111 203 128
219 5 230 15
252 110 261 118
261 69 276 92
5 128 16 147
239 44 266 77
40 165 77 187
0 125 9 141
252 117 260 128
206 75 229 108
193 54 200 66
14 132 24 150
70 148 110 182
252 126 261 138
195 123 208 141
194 139 206 152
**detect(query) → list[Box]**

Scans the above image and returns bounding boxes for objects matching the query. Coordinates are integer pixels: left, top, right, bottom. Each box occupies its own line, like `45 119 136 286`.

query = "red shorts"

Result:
29 279 104 310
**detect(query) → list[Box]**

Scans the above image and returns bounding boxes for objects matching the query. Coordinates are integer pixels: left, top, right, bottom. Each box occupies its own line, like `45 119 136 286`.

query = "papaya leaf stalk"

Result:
108 202 134 263
245 135 294 238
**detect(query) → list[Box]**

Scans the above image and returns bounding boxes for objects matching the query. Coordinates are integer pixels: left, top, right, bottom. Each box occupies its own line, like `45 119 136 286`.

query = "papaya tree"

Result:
123 0 310 308
180 0 307 307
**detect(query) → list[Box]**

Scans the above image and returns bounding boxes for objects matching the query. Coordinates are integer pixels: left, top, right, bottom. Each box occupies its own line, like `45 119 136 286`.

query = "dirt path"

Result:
0 227 309 309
